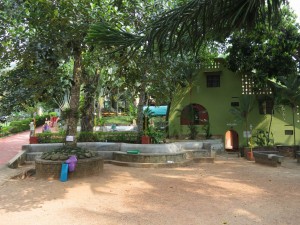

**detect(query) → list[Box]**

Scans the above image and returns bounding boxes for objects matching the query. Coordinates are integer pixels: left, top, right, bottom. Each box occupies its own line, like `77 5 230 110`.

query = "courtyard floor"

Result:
0 155 299 225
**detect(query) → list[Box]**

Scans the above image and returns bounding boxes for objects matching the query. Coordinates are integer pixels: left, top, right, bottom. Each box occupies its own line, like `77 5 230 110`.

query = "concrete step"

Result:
105 159 193 168
193 157 214 163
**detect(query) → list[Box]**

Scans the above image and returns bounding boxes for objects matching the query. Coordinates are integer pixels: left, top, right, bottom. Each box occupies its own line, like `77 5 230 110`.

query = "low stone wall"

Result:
253 151 284 167
35 156 104 179
113 152 186 163
23 140 223 162
120 143 181 153
276 145 299 157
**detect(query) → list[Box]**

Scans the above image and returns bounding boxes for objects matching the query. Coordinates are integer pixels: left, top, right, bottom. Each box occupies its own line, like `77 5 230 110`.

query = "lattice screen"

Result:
242 74 272 95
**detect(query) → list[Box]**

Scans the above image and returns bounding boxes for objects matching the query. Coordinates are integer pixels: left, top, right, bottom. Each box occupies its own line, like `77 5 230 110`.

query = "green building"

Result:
168 59 300 149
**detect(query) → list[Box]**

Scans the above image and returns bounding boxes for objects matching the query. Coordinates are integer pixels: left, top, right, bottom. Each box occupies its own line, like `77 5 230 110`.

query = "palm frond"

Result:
87 0 286 56
87 22 145 55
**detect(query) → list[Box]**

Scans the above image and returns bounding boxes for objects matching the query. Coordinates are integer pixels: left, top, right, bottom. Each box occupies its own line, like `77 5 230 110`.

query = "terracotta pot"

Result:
247 151 254 161
141 135 151 144
29 136 38 144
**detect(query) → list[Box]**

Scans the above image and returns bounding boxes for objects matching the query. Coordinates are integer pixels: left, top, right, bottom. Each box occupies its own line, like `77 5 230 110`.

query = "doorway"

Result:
225 129 239 151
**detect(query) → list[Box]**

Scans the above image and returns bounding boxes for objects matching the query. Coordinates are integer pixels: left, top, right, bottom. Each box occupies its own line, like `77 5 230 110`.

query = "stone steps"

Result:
105 159 194 168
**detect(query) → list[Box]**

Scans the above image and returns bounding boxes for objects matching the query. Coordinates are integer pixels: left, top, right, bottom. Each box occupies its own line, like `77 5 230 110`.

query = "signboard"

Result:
243 131 251 138
66 136 74 142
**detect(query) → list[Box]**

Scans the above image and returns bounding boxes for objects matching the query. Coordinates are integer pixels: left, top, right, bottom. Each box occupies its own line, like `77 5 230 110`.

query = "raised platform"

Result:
253 151 284 167
35 156 104 179
18 140 222 169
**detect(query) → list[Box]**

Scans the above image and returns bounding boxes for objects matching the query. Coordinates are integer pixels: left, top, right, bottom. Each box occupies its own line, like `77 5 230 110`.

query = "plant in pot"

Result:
229 95 255 159
141 107 155 144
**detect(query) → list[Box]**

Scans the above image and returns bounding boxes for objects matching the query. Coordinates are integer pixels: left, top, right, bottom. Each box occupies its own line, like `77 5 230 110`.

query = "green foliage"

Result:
202 122 212 139
49 112 58 117
0 114 49 137
144 126 166 144
37 132 65 143
40 146 97 161
229 95 255 126
226 6 300 84
77 132 99 142
78 131 138 143
128 102 137 119
0 126 10 137
188 124 198 140
88 0 285 56
37 131 138 143
253 129 274 147
97 116 133 126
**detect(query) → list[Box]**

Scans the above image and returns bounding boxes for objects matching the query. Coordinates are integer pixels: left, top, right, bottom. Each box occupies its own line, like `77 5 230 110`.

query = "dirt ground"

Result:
0 155 300 225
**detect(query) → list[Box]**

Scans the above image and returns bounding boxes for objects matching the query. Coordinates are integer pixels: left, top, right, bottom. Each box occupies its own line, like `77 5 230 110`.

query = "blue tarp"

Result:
143 106 167 116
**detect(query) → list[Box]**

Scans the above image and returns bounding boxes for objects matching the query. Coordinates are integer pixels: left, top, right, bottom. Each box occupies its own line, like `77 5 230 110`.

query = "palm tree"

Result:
88 0 286 55
269 74 300 157
229 95 255 146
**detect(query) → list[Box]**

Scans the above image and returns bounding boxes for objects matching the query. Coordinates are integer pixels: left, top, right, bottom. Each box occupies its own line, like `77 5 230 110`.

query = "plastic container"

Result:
127 150 140 154
66 155 78 172
60 163 69 182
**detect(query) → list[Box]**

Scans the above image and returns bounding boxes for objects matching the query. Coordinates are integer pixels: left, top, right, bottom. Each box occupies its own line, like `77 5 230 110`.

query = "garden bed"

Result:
35 156 104 179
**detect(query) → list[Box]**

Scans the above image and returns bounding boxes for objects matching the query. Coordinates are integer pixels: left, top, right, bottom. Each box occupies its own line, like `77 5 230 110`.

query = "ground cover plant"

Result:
40 146 97 161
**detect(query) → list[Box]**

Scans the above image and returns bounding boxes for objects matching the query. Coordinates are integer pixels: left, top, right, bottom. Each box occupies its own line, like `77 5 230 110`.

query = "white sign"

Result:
243 131 251 138
66 136 74 142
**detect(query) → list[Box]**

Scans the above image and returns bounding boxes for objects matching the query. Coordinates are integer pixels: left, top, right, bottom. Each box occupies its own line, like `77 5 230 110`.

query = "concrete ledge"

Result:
120 143 180 153
253 151 284 167
113 151 186 163
193 157 215 163
7 150 27 169
184 150 210 159
106 159 193 168
35 156 104 179
23 142 121 153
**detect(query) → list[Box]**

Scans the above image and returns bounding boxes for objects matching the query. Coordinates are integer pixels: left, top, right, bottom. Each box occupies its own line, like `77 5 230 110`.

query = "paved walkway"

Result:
0 126 43 165
0 127 43 185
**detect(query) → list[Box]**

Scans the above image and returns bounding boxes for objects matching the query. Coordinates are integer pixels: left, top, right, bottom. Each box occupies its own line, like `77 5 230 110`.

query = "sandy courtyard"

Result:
0 156 300 225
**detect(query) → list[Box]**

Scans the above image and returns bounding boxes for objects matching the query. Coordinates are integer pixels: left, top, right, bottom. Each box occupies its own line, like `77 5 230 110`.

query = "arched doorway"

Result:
225 129 239 151
180 104 209 125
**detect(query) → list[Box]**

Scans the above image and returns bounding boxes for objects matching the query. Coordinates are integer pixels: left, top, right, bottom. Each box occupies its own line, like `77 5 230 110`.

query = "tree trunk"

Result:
165 102 171 138
292 105 296 158
136 81 146 143
66 50 82 147
81 69 100 133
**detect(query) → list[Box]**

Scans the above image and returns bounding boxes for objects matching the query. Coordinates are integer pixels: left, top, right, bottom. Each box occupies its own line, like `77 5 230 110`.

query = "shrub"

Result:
40 146 97 161
37 132 65 143
78 132 99 142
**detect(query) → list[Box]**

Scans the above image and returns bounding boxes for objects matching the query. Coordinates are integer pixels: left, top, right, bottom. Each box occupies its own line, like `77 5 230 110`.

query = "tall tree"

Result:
0 0 112 146
88 0 287 56
226 6 300 83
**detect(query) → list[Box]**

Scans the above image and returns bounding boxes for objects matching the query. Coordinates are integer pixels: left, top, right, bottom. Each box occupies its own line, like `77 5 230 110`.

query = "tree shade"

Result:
88 0 287 56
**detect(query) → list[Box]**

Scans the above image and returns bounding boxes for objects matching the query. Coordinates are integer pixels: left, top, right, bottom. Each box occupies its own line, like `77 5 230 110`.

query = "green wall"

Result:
168 64 300 147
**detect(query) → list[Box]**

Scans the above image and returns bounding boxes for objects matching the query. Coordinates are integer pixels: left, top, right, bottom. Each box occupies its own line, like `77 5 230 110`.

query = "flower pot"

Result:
247 151 254 161
141 135 151 144
29 136 38 144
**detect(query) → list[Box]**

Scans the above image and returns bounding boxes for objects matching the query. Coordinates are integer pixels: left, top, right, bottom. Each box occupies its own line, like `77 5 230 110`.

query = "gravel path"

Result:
0 156 299 225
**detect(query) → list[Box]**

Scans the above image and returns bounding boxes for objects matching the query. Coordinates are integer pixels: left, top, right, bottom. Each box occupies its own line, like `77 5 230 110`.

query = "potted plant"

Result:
141 133 151 144
230 95 255 158
246 135 255 161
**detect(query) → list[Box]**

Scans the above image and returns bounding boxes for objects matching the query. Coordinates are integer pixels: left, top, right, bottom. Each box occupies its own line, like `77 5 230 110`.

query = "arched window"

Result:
180 104 209 125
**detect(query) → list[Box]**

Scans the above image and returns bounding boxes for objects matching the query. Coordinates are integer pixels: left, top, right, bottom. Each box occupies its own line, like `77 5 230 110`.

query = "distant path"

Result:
0 126 43 166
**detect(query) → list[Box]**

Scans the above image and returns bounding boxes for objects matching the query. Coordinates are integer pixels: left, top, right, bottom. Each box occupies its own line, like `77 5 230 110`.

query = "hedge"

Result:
36 131 138 143
0 114 50 137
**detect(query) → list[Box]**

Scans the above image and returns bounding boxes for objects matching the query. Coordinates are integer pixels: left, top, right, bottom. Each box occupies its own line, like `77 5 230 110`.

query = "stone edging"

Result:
35 156 104 179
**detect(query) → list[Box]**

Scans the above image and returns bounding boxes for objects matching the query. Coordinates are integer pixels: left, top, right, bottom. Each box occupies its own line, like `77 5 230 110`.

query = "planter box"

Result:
247 151 254 161
141 135 151 144
243 147 255 161
29 136 38 144
276 145 300 158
